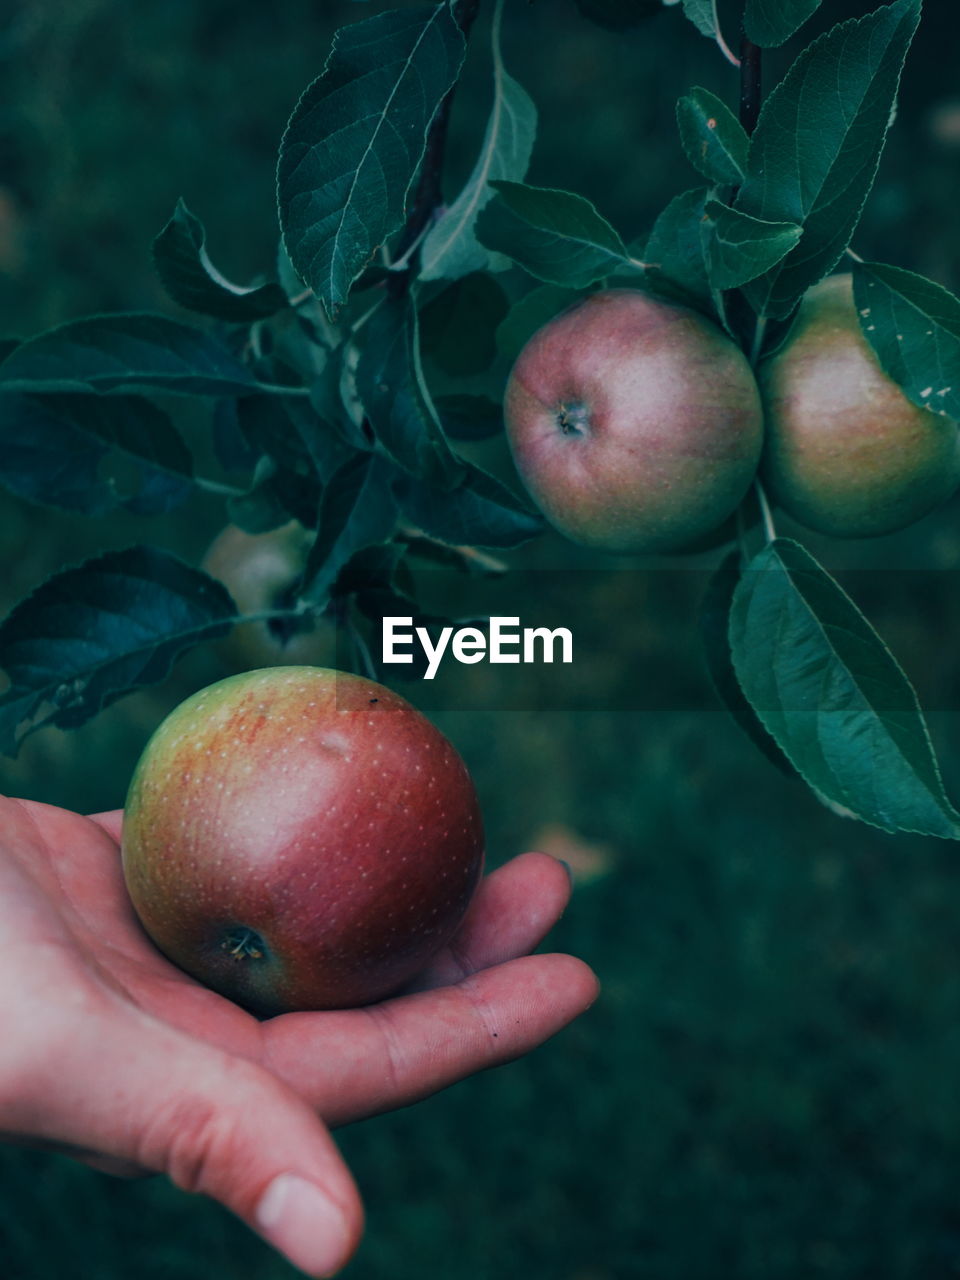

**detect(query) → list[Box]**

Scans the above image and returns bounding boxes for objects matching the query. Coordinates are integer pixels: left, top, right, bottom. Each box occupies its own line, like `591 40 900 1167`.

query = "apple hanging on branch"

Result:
503 289 763 554
759 274 960 538
4 0 960 849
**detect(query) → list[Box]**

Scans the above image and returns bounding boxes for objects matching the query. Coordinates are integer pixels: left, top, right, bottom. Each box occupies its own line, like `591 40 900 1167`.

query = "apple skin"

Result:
503 289 763 553
759 274 960 537
201 523 338 670
121 667 484 1016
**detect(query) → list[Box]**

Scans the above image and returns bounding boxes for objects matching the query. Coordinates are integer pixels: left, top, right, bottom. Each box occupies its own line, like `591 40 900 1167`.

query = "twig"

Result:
397 524 508 575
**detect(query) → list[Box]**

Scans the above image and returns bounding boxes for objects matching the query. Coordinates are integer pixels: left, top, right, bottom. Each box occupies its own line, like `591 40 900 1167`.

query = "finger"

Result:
20 1004 363 1277
87 809 124 844
0 1132 147 1178
410 852 574 990
265 953 599 1128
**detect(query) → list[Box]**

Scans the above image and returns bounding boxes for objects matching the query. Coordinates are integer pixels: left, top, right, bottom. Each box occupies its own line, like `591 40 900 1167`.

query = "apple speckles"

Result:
123 667 483 1013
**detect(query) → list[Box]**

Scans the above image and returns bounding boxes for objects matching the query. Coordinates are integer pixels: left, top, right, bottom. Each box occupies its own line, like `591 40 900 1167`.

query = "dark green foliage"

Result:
355 293 463 486
700 551 795 775
852 260 960 423
300 454 397 605
0 394 192 515
642 187 714 312
396 461 544 549
4 4 960 1273
745 0 824 47
0 314 260 396
737 0 922 318
277 6 466 314
575 0 664 31
0 548 236 754
419 272 510 377
730 539 960 838
477 180 638 288
152 200 288 321
676 87 749 185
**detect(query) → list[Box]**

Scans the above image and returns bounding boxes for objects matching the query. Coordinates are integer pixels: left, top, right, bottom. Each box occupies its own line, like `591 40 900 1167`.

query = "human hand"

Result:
0 796 598 1276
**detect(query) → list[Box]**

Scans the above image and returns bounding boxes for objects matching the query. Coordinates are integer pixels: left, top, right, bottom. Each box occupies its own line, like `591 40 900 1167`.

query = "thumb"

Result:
20 1006 364 1277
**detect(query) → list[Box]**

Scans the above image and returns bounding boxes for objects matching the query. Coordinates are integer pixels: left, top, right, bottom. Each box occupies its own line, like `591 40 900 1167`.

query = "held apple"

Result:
201 523 338 670
121 667 484 1015
759 274 960 537
503 289 763 553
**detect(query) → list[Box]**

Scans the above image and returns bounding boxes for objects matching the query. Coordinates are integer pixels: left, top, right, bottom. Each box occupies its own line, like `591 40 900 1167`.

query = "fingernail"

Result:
256 1173 350 1277
557 858 575 889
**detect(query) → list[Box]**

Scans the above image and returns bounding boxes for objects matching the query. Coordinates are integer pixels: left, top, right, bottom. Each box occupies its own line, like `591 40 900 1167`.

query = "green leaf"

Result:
238 392 353 484
643 187 713 312
0 393 193 515
419 0 536 281
679 0 718 38
355 292 462 485
476 181 637 290
152 200 287 322
434 394 503 441
0 314 259 397
676 88 749 186
277 6 466 315
397 460 543 548
234 391 345 532
851 261 960 423
703 200 802 291
228 458 299 535
0 548 237 756
737 0 922 320
575 0 664 29
700 553 795 775
419 272 510 376
334 543 409 602
496 283 582 361
745 0 823 47
212 398 259 473
234 393 353 530
730 538 960 838
300 454 397 606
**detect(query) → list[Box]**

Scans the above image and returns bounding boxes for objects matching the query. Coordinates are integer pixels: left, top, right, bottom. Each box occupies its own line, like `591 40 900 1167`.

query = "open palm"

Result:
0 795 597 1277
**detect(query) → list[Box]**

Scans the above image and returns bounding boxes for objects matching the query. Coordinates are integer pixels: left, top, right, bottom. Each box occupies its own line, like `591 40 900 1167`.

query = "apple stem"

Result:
754 480 778 544
715 28 741 70
748 316 768 367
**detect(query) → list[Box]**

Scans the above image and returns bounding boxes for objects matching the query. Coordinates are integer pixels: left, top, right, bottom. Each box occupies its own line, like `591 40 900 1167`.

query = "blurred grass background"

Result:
4 0 960 1276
